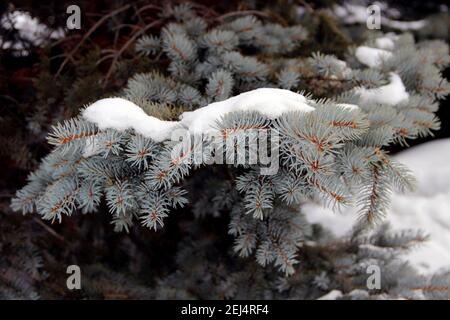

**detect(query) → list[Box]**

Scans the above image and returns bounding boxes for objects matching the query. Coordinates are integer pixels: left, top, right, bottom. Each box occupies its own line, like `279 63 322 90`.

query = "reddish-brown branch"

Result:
55 4 132 77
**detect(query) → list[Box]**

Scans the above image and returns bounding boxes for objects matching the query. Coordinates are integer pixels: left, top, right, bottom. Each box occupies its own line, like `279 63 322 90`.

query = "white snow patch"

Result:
355 46 393 68
304 138 450 274
82 89 320 141
318 290 343 300
335 59 353 77
180 88 315 134
81 89 361 151
0 11 64 54
356 73 409 106
383 18 427 31
374 37 395 51
82 98 179 142
333 3 370 24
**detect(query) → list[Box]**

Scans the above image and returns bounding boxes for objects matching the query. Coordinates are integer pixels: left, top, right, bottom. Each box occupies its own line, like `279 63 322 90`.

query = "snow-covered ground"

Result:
304 138 450 274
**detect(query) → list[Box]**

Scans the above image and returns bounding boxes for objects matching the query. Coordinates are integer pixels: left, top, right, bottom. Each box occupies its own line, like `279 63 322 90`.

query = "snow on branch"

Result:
356 73 409 106
82 88 318 140
82 98 180 142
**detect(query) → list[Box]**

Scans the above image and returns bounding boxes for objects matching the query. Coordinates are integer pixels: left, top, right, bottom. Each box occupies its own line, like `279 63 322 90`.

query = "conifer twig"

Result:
103 19 164 86
55 4 132 77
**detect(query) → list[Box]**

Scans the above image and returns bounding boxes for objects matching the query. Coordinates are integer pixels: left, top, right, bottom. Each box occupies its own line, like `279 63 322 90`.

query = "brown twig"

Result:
33 217 65 242
216 10 268 20
50 34 81 48
134 4 162 17
55 4 132 77
215 9 284 24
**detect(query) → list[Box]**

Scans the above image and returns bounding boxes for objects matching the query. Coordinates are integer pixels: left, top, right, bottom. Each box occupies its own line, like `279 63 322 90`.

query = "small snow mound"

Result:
318 290 343 300
82 97 179 142
356 73 409 106
180 88 316 134
355 46 393 68
374 37 396 51
82 89 359 141
384 18 427 31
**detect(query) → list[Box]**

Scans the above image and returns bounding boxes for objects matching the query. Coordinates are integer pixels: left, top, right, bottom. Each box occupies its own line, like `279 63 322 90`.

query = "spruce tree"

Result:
9 3 450 299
